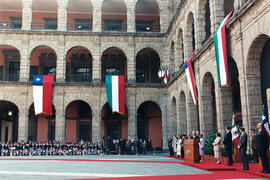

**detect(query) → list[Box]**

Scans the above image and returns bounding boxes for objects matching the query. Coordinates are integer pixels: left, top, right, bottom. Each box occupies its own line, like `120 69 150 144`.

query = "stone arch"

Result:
65 100 92 142
246 34 270 129
67 0 93 31
0 45 21 81
170 96 177 135
29 45 57 81
136 48 161 83
135 0 160 32
101 47 127 82
65 46 92 82
185 12 195 60
0 100 19 142
28 103 56 142
101 0 127 32
187 91 199 133
201 72 217 137
197 0 211 45
31 0 58 30
137 100 162 148
169 41 175 73
178 91 187 134
177 28 184 66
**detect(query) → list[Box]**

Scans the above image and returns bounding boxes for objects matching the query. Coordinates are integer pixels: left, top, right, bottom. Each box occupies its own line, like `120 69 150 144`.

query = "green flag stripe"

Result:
105 76 113 109
214 32 221 86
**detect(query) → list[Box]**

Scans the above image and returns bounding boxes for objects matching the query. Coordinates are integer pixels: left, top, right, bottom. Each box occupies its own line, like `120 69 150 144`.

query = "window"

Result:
75 67 90 82
74 19 92 30
30 66 38 81
0 66 3 80
43 18 57 30
103 20 123 31
9 17 22 29
9 61 20 81
106 68 120 75
136 21 153 32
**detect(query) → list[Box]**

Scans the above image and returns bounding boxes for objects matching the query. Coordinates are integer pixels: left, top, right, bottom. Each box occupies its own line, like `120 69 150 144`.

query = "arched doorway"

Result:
137 101 162 148
136 48 161 83
0 45 20 81
201 72 217 136
65 100 92 142
67 0 93 31
28 103 56 142
179 91 187 134
32 0 58 30
30 46 57 81
101 103 128 139
101 0 127 32
0 101 18 142
101 47 127 82
66 46 92 83
0 0 22 29
135 0 160 32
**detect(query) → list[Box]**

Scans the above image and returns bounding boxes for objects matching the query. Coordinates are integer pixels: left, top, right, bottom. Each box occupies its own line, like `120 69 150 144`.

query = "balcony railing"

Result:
0 73 20 82
136 76 161 84
136 24 160 32
66 74 91 83
67 23 92 31
31 22 57 30
102 24 127 32
0 21 22 30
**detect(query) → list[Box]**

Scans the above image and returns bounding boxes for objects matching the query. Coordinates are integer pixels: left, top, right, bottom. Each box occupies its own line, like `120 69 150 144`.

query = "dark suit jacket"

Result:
256 129 269 152
239 132 247 151
223 131 232 148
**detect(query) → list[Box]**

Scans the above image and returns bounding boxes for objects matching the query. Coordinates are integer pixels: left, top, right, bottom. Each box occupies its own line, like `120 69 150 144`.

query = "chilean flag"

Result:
32 75 54 115
105 75 125 115
184 50 197 105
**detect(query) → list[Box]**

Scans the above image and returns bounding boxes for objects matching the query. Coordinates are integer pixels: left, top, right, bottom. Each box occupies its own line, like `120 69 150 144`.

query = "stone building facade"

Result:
0 0 269 149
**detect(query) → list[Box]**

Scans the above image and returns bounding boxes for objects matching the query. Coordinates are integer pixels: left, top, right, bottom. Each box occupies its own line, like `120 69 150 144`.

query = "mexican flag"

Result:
231 114 239 147
105 76 125 114
214 10 233 87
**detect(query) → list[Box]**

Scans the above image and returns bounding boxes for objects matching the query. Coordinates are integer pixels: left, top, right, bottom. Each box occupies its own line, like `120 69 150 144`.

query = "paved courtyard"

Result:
0 154 267 180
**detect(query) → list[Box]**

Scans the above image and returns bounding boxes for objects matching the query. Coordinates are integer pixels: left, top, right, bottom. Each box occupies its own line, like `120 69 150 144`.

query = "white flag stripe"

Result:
33 86 43 115
111 76 119 112
185 68 196 104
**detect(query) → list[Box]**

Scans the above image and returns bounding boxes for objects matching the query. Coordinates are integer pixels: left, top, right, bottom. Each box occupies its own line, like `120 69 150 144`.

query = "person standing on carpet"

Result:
250 129 258 163
238 127 249 170
212 132 222 164
199 134 204 162
223 127 233 166
256 122 269 173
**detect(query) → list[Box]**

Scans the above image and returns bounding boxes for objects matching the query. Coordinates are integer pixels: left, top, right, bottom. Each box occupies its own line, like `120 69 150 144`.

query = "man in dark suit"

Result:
223 127 233 166
238 127 249 170
168 136 174 156
256 122 269 173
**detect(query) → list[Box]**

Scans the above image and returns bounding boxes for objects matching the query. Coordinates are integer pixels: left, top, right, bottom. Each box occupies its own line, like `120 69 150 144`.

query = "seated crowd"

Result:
0 137 153 156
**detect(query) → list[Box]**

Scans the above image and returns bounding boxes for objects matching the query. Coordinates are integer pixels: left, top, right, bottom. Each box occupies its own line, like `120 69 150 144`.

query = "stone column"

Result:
162 92 169 149
92 91 101 142
58 2 67 31
92 0 102 32
127 1 135 33
18 100 29 142
127 37 136 83
212 0 225 32
54 90 65 141
92 42 101 83
56 37 66 83
22 0 32 30
159 0 168 33
19 37 30 82
128 90 137 139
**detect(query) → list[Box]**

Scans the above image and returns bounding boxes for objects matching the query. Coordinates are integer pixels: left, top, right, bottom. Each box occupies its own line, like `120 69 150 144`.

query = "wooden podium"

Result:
184 139 199 163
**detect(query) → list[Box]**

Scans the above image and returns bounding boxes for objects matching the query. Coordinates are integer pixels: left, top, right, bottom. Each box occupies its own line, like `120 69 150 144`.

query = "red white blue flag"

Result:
32 75 54 115
261 109 270 142
184 50 197 105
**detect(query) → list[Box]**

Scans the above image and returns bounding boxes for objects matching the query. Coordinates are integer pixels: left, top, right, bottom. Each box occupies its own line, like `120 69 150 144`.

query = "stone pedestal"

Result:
184 139 199 163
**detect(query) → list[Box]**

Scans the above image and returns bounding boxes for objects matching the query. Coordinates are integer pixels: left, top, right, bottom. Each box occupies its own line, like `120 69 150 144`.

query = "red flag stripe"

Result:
118 76 125 114
188 60 197 103
42 75 53 115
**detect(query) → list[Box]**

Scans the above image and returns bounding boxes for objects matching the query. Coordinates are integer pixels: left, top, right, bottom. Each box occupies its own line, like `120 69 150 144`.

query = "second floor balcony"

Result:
31 22 58 31
102 23 127 32
0 21 22 30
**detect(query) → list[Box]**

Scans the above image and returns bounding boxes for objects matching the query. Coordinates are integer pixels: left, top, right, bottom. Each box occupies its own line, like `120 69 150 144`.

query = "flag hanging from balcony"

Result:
231 114 239 147
32 75 54 115
214 10 233 87
105 75 125 114
184 50 197 105
260 109 270 142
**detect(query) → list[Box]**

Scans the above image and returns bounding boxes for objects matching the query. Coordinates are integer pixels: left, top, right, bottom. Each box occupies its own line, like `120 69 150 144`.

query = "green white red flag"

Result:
214 10 233 87
105 75 125 114
231 114 239 147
